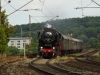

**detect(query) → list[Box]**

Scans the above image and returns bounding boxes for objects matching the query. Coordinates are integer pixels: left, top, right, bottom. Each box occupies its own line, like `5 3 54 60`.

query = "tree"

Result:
0 25 7 54
0 10 15 55
6 46 20 56
25 41 38 53
77 35 88 44
1 10 15 40
88 37 97 48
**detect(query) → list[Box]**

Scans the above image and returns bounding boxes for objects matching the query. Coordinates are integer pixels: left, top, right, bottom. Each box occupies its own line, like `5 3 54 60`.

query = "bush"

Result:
7 46 20 56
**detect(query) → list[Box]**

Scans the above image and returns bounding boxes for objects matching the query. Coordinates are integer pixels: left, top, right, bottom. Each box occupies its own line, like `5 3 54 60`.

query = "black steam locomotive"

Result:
38 24 83 58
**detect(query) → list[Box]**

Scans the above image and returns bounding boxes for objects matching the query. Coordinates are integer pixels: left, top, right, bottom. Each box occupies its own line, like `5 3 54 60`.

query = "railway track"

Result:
0 54 38 75
29 58 83 75
75 49 100 65
56 49 100 75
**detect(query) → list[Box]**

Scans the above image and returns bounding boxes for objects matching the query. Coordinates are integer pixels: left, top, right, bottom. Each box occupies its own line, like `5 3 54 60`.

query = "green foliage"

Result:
1 10 15 38
6 46 20 56
95 56 100 62
10 16 100 48
0 10 15 54
25 41 38 53
20 49 29 55
0 25 7 54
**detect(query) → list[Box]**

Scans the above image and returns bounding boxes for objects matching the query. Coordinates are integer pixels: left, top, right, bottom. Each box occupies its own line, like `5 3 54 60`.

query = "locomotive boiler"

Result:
38 24 83 58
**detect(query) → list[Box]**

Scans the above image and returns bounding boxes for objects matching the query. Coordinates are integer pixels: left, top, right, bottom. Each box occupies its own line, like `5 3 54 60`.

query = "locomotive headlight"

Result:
40 47 43 51
41 47 43 49
53 47 55 50
49 32 52 35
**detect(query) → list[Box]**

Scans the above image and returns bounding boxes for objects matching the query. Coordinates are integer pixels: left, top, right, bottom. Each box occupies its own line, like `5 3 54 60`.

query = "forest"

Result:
10 16 100 49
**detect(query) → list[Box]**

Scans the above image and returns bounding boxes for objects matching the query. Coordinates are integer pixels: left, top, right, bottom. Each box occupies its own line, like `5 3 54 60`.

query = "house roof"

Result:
9 37 31 40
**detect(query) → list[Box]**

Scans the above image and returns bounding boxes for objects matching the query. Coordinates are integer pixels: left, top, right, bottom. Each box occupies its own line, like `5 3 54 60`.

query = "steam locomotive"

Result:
38 24 83 58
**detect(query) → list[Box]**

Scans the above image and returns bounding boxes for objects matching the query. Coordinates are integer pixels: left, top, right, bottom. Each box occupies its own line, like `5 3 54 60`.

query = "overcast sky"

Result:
1 0 100 26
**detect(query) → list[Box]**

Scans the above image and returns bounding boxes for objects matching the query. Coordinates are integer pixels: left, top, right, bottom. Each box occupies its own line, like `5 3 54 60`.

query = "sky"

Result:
1 0 100 26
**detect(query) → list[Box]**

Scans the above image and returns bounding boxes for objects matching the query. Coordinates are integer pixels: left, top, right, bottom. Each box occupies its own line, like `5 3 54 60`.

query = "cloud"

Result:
3 0 100 25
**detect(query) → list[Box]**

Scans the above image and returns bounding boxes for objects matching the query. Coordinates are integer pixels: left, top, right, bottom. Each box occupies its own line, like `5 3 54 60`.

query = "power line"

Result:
39 0 50 19
8 0 33 16
31 16 40 23
39 0 45 10
43 4 55 16
75 0 100 17
84 1 93 9
39 0 58 22
91 0 100 6
41 10 50 19
75 0 100 9
29 16 58 17
4 0 16 10
2 3 8 8
39 0 55 16
76 7 100 9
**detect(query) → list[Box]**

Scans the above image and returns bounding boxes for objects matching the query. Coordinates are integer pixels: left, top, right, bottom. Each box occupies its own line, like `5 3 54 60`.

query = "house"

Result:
8 37 31 49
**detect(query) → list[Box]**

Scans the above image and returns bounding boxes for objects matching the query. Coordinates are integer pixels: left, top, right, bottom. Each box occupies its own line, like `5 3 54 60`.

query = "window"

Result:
11 41 14 42
23 40 26 42
11 43 14 45
17 43 20 45
17 41 20 42
23 43 26 47
17 46 20 48
11 41 14 45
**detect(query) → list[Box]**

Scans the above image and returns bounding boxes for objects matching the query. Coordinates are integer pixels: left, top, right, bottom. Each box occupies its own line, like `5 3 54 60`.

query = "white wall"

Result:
8 37 31 49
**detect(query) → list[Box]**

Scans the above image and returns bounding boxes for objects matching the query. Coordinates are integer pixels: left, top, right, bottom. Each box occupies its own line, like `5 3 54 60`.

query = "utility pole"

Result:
29 15 31 53
29 15 31 43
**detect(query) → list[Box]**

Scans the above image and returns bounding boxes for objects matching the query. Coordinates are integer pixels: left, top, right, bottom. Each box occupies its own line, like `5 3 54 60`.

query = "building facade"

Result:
8 37 31 49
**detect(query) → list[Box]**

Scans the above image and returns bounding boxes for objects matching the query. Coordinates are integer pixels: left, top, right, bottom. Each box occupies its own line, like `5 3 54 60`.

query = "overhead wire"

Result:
81 0 93 17
4 0 16 10
39 0 55 16
84 1 93 9
41 10 50 19
38 0 50 20
29 16 57 17
39 0 58 21
91 0 100 6
43 4 55 16
39 0 45 10
31 16 40 23
2 3 8 8
8 0 33 16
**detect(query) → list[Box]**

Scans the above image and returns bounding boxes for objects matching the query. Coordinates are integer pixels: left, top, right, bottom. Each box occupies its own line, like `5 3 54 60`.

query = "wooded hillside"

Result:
10 16 100 48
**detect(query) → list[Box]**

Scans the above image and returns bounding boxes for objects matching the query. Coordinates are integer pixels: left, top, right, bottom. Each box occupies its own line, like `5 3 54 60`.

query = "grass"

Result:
95 56 100 62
